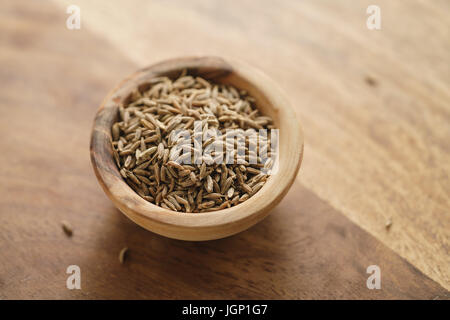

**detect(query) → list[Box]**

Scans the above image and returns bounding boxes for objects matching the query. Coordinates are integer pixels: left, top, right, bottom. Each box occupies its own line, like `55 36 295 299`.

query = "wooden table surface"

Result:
0 0 448 299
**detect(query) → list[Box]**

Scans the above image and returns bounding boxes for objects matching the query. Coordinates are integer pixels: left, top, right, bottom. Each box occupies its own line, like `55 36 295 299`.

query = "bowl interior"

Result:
90 56 303 238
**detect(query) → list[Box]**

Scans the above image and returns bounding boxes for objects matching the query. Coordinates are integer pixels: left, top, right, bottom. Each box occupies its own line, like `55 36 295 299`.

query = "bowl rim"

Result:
90 56 304 234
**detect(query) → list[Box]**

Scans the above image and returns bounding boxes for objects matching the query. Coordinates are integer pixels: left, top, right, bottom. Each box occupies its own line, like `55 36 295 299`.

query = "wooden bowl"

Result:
90 56 304 241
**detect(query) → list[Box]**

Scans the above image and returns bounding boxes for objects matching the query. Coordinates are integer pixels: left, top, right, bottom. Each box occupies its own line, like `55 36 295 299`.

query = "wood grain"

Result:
0 0 448 299
54 0 450 289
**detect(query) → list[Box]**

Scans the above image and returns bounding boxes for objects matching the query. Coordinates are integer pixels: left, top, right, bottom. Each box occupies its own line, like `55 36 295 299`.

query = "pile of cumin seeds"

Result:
111 71 277 213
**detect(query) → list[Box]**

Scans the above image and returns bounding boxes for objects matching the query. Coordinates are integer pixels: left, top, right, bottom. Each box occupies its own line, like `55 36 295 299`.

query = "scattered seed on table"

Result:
119 247 129 264
61 221 73 237
385 218 392 230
